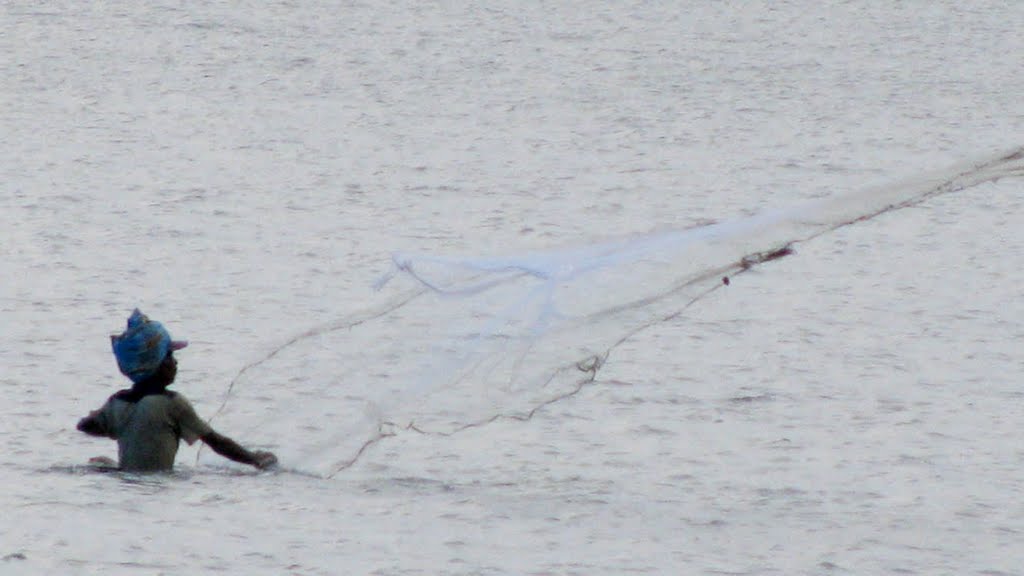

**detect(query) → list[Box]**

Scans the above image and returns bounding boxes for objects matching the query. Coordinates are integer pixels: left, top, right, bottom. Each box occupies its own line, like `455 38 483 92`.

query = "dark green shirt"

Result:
85 391 213 471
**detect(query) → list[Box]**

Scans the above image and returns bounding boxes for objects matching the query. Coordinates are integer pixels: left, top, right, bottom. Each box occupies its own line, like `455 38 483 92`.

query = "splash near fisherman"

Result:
77 310 277 472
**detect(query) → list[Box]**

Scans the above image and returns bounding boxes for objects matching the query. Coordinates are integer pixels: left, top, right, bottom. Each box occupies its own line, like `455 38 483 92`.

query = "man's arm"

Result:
200 430 278 470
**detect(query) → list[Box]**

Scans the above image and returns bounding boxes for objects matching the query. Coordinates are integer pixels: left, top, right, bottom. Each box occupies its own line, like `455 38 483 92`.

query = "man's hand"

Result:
253 451 278 470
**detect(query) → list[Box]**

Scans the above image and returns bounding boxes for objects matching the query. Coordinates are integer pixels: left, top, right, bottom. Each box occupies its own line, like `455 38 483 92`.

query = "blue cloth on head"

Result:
111 309 180 383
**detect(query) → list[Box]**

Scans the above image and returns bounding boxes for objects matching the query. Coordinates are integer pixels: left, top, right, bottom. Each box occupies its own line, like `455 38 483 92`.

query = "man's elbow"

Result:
77 417 103 436
199 430 222 445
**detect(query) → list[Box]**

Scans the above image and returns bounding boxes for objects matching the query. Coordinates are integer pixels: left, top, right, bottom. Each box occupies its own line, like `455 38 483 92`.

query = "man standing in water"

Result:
77 310 277 472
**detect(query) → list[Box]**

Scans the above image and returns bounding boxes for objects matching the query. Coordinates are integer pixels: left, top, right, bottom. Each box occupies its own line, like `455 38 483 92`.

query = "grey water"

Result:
3 2 1023 575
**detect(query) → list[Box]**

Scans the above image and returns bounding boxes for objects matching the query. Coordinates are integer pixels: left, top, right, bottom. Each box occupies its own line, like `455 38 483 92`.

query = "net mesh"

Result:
199 148 1023 477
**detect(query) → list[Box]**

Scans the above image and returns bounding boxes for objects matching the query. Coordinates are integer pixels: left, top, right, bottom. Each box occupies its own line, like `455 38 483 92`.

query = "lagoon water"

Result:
3 2 1024 575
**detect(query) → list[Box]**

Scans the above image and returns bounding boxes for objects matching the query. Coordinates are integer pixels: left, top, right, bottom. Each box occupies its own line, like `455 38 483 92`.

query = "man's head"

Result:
111 309 188 384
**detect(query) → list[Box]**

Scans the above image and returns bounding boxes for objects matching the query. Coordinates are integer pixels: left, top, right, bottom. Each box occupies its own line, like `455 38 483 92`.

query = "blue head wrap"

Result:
111 309 188 383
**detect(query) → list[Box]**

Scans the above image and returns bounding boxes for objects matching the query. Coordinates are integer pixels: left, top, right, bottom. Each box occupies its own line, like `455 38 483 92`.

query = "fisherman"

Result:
77 309 278 472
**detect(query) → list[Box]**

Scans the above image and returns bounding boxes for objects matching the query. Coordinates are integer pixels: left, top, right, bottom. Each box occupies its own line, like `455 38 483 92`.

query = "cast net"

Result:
198 148 1023 477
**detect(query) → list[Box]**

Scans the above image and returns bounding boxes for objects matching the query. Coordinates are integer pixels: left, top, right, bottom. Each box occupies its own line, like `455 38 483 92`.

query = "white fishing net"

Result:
199 149 1023 477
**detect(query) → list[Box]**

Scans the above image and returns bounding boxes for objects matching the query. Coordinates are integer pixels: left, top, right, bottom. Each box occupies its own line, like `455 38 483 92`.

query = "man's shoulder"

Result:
165 390 195 403
138 390 189 403
161 390 201 412
110 389 186 404
114 391 189 417
109 389 134 402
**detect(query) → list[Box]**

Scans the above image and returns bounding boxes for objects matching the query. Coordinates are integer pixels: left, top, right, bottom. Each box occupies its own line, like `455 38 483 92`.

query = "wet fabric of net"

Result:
200 149 1023 478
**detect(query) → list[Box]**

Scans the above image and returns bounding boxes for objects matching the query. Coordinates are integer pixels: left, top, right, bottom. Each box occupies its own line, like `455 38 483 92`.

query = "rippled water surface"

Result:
3 2 1023 575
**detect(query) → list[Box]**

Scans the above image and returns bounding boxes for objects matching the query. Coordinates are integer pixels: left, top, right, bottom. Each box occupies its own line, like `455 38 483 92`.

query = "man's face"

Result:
159 352 178 383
